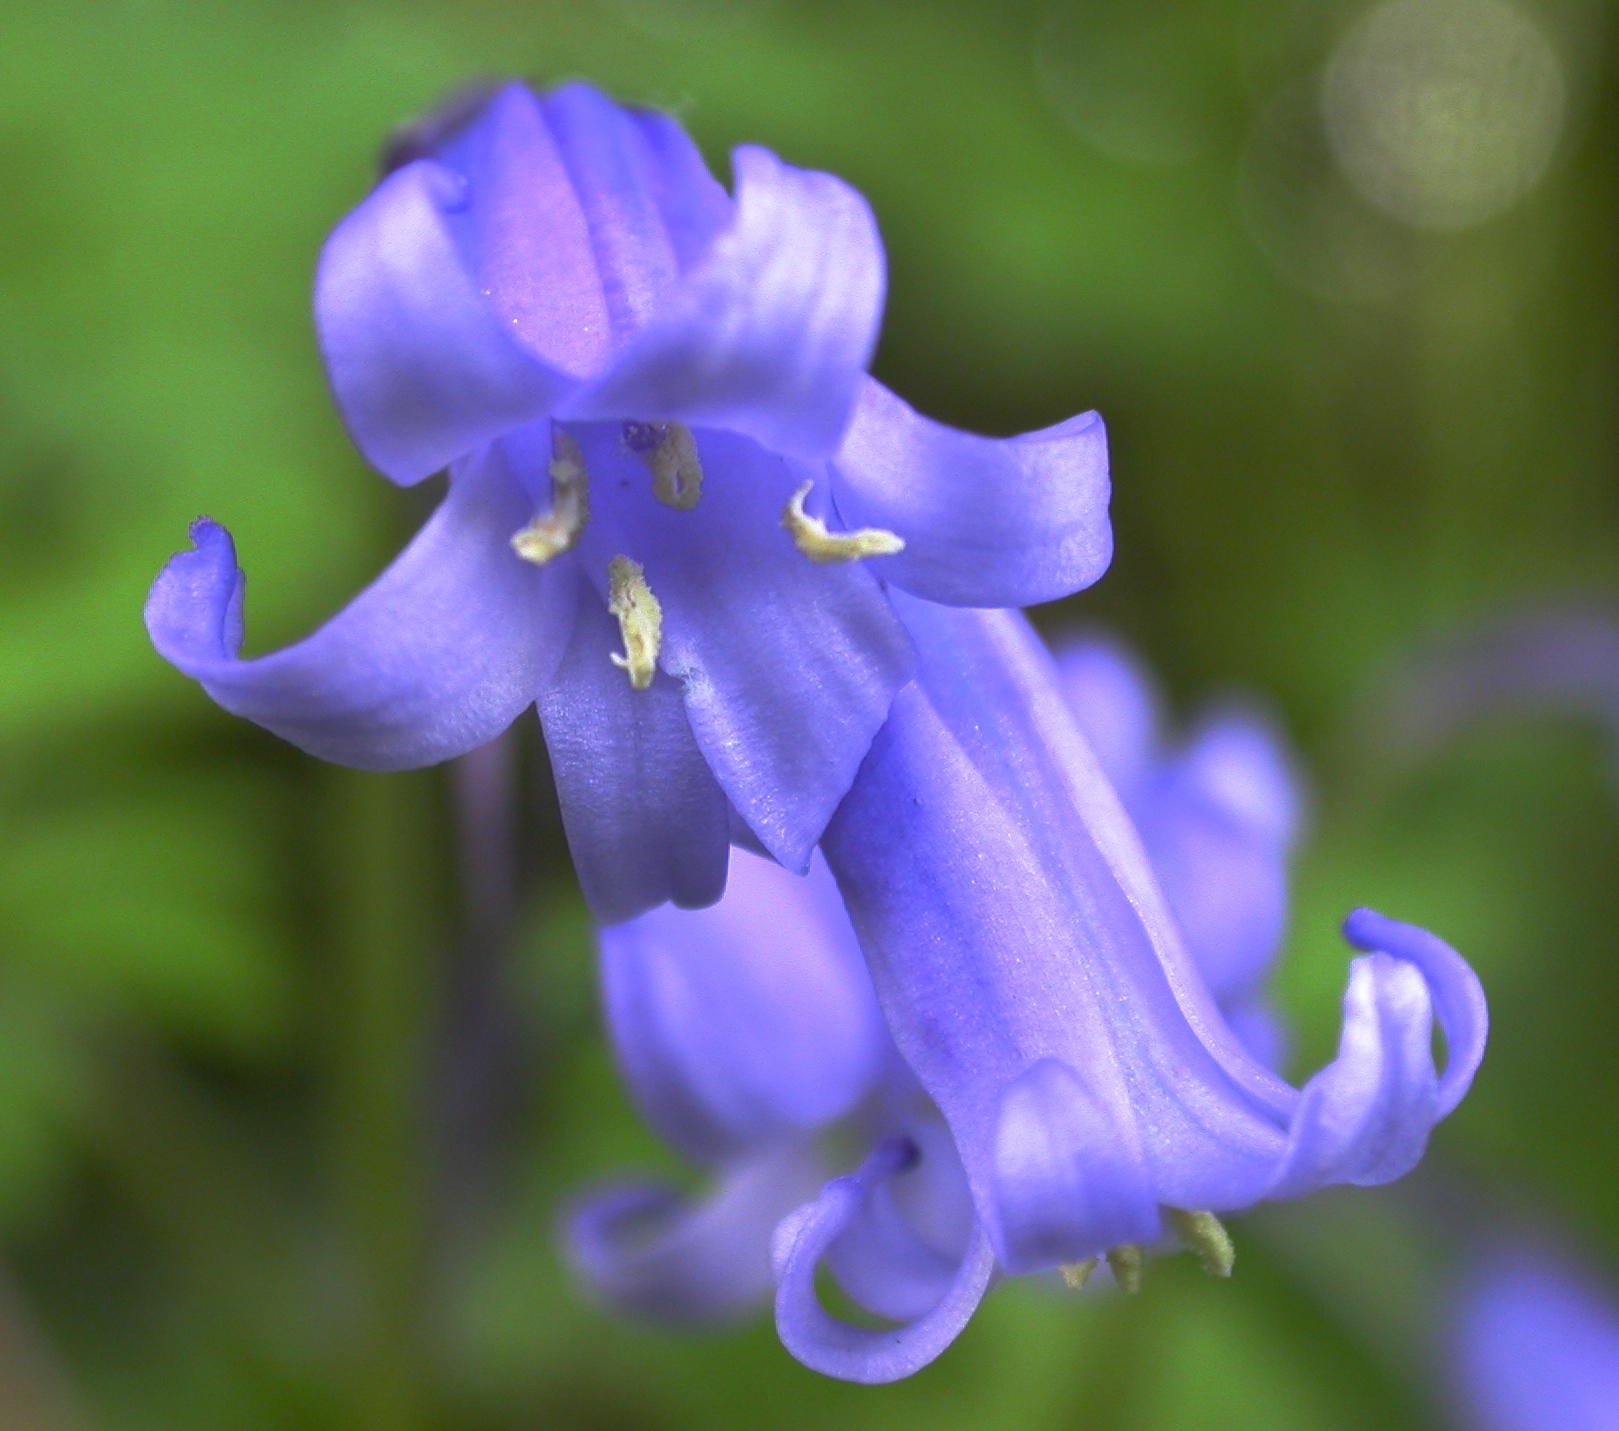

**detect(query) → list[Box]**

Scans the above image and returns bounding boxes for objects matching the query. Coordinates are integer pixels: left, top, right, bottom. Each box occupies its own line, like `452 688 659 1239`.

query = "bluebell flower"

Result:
1450 1244 1619 1431
565 826 983 1334
565 844 891 1322
1055 634 1303 1067
1381 604 1619 786
143 80 1112 923
775 592 1488 1381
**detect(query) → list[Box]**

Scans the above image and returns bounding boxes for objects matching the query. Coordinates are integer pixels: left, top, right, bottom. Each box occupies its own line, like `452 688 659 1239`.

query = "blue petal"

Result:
538 83 685 337
1384 604 1619 764
146 446 568 770
314 158 571 486
627 106 735 270
565 147 885 461
1134 769 1290 1004
565 1142 824 1324
1053 634 1161 798
829 380 1112 607
536 568 729 924
599 848 886 1162
1266 952 1439 1198
773 1139 998 1384
1452 1246 1619 1431
567 424 914 873
992 1059 1160 1272
1222 997 1290 1073
1172 709 1303 852
431 83 615 378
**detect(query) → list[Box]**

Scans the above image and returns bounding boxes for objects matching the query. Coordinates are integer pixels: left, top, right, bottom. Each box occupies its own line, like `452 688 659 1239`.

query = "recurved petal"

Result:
1266 952 1440 1201
145 448 568 770
824 1118 976 1323
773 1140 998 1385
829 379 1112 607
599 848 886 1164
1343 908 1487 1118
537 571 730 924
564 146 885 460
314 159 573 486
565 1142 824 1324
568 425 914 873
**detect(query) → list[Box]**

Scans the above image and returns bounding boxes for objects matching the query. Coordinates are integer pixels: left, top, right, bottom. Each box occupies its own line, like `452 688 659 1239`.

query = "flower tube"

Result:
779 593 1487 1380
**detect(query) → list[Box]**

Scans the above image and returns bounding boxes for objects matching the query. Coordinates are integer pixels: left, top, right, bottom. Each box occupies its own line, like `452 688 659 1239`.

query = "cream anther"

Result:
607 556 663 691
511 431 590 566
625 421 703 510
1106 1245 1144 1294
1059 1259 1097 1291
782 481 905 564
1167 1209 1235 1278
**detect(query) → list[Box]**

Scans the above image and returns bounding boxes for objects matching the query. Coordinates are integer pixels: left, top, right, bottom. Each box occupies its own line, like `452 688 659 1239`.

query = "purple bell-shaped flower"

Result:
565 844 889 1322
774 592 1487 1380
144 81 1113 923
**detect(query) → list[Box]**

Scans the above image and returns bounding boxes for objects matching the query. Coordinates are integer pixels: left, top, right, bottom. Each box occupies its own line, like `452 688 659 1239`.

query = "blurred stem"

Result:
437 730 524 1244
329 768 442 1431
0 1263 87 1431
89 1035 302 1356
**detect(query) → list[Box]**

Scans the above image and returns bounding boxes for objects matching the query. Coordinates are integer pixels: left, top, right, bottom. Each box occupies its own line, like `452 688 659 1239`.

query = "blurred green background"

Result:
0 0 1615 1426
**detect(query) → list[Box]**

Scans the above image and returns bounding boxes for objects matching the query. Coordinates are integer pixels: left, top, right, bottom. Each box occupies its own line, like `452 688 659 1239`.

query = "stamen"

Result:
1059 1259 1097 1291
512 431 590 565
1106 1245 1144 1294
1167 1209 1235 1278
607 556 663 691
781 482 905 564
624 421 703 510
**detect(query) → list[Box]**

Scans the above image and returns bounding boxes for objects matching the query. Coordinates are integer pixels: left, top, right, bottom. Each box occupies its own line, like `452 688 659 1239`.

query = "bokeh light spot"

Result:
1322 0 1565 231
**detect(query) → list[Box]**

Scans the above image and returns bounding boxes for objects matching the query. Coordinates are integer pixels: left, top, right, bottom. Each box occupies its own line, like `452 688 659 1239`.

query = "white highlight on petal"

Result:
607 555 664 691
782 481 904 564
512 430 591 565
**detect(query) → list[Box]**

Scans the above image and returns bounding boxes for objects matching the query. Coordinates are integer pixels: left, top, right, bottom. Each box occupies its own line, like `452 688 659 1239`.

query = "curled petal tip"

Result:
773 1159 997 1384
1337 907 1488 1118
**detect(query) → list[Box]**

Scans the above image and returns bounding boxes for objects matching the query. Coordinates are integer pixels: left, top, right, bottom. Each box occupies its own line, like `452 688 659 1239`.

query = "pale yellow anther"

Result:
781 481 905 564
1059 1259 1097 1291
1167 1209 1235 1279
512 431 590 565
634 423 704 510
607 556 663 691
1106 1245 1144 1294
